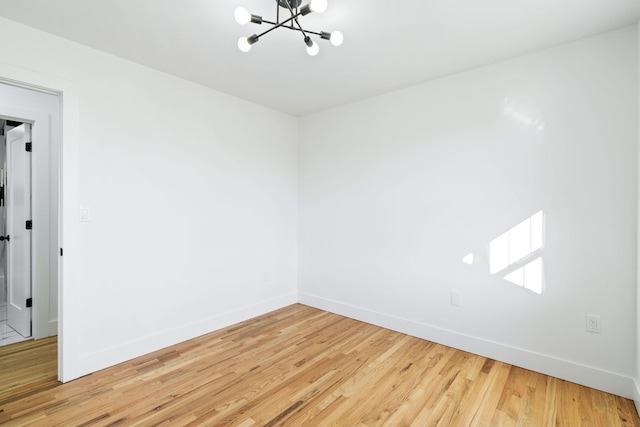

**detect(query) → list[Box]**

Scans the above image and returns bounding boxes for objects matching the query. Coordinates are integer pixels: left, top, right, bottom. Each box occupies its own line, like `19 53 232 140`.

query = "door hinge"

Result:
60 248 63 256
0 128 4 136
26 220 33 230
26 298 32 308
25 142 32 152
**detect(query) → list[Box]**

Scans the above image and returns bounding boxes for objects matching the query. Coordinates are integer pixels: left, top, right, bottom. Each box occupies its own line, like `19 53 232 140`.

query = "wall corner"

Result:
636 18 640 418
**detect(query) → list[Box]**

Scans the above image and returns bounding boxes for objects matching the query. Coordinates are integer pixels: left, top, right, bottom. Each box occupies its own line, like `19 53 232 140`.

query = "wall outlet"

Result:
450 291 461 307
585 315 601 334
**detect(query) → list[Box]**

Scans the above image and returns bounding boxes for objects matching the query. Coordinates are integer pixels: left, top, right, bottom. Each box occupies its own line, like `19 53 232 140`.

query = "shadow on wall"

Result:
463 211 546 295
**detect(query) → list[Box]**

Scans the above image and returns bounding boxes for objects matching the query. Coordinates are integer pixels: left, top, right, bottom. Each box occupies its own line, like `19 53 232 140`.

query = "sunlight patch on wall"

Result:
503 257 544 294
489 211 545 294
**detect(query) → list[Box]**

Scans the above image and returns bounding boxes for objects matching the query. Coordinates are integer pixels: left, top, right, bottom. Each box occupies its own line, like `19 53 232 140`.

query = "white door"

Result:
6 123 32 338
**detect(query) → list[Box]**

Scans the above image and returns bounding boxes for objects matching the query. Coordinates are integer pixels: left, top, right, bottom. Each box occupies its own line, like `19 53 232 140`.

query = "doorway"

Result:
0 82 60 377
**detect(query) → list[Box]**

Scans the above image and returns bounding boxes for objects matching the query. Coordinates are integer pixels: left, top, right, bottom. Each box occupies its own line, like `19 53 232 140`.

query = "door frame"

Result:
0 69 77 382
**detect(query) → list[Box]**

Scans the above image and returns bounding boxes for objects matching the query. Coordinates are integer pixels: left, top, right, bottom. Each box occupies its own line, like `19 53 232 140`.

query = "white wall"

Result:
299 26 638 398
0 83 59 339
0 17 298 381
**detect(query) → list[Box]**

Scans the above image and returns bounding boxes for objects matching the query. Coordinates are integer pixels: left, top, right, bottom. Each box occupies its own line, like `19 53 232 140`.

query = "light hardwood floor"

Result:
0 304 638 426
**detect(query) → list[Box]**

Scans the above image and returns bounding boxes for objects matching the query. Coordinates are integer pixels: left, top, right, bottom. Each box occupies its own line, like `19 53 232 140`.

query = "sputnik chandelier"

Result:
234 0 343 56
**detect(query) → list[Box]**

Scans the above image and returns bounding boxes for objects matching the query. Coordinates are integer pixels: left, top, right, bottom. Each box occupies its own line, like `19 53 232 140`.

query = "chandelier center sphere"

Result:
277 0 302 9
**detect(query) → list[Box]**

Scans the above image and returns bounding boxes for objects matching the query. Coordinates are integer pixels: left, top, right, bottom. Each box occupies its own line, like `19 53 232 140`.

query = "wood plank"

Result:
0 336 58 407
0 305 638 426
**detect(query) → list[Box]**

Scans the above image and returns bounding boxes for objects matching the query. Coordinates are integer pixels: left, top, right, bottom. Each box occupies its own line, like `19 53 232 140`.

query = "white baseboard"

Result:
65 293 298 382
48 320 58 337
634 380 640 416
298 292 635 400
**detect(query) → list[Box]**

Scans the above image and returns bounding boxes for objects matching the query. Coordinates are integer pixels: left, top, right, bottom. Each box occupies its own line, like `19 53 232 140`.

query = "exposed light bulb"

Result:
238 37 252 52
309 0 328 14
306 41 319 56
234 7 251 25
330 30 343 46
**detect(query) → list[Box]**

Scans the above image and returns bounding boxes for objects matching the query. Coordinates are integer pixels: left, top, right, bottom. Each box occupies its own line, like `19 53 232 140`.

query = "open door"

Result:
6 123 32 338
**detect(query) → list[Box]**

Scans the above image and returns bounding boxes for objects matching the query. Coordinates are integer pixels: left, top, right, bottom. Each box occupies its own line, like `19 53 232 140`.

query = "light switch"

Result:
80 206 90 222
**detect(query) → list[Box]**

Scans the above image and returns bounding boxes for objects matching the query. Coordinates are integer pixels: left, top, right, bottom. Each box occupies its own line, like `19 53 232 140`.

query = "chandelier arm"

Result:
260 22 323 37
288 27 323 37
254 12 304 39
281 0 308 39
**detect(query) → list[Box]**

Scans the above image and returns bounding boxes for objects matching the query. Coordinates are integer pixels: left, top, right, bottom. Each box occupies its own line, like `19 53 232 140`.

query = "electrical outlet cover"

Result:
451 291 461 307
585 315 601 334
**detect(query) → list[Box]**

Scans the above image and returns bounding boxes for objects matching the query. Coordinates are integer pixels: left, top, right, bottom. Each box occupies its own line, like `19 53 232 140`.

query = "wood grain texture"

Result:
0 304 638 426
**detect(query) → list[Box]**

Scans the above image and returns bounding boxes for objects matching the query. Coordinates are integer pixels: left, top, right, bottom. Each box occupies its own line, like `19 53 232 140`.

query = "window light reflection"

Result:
489 211 545 294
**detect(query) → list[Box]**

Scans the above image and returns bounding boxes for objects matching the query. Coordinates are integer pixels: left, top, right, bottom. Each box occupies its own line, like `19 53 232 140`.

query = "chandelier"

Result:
234 0 343 56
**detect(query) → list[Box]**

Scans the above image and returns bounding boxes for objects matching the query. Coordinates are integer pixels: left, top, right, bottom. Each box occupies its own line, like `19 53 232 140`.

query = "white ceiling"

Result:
0 0 638 116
